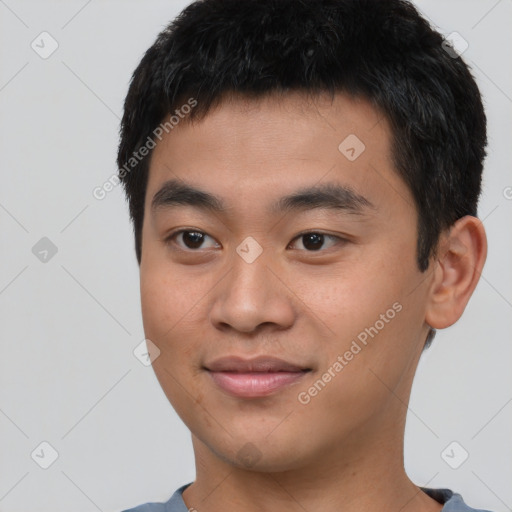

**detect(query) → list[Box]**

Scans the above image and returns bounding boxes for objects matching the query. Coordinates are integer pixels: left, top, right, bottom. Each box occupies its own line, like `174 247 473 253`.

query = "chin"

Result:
197 425 316 473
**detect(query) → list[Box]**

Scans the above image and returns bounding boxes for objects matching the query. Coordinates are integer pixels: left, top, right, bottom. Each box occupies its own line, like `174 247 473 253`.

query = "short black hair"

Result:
117 0 487 271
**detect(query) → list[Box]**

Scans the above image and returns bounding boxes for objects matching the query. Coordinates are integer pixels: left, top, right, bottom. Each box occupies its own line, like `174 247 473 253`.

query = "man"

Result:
118 0 491 510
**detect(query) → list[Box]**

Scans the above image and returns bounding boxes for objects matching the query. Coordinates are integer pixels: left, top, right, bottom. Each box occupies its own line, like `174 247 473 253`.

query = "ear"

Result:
425 215 487 329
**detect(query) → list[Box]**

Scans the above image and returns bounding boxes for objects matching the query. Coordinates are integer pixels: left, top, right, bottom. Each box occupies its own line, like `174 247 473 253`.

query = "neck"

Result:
181 414 442 512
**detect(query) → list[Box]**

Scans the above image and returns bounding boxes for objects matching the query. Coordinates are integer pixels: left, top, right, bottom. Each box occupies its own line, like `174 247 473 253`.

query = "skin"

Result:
139 91 487 512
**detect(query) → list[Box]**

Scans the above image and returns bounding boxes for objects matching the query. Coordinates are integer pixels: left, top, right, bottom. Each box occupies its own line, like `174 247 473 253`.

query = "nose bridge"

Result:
226 242 273 310
230 246 270 299
210 240 295 333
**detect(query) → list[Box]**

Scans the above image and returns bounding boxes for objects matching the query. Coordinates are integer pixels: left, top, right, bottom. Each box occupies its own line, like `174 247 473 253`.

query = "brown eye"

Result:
166 230 219 250
289 232 345 252
301 233 324 251
181 231 205 249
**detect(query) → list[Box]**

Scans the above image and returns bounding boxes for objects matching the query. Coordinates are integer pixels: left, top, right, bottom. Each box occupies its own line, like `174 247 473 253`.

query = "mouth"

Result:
203 356 312 398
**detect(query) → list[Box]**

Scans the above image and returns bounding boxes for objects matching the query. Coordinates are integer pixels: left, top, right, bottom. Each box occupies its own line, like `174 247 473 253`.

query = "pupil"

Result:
303 233 323 250
184 231 204 249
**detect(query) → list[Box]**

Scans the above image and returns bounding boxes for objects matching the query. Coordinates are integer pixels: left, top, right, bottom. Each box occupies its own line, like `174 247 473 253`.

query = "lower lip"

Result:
207 371 308 398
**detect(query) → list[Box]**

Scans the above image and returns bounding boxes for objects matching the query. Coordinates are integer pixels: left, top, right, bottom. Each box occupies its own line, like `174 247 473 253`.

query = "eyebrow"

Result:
151 179 376 216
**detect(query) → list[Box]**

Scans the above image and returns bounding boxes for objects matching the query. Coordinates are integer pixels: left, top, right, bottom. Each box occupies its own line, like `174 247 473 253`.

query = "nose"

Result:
209 245 296 334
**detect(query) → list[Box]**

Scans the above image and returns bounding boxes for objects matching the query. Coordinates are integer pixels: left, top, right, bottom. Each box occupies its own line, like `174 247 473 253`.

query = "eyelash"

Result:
164 229 347 253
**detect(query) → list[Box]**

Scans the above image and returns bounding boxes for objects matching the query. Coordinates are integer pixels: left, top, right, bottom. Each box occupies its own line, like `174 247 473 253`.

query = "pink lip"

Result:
204 356 311 398
207 371 308 398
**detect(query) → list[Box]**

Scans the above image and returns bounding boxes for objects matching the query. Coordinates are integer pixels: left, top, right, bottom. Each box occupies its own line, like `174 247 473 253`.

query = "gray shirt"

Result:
122 483 494 511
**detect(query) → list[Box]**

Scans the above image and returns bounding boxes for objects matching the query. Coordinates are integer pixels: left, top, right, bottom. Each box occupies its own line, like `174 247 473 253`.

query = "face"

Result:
140 91 433 472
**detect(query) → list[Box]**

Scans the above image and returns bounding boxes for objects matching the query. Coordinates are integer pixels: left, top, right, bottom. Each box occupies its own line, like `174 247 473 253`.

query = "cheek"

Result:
140 263 206 414
139 258 215 373
294 250 423 389
289 263 401 342
140 257 198 336
319 294 424 418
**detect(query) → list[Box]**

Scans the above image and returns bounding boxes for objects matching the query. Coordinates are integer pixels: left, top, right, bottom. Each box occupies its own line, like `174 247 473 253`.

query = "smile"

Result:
206 370 310 398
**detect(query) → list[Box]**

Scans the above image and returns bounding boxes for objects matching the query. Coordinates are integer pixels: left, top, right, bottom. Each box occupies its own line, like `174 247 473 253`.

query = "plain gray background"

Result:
0 1 511 511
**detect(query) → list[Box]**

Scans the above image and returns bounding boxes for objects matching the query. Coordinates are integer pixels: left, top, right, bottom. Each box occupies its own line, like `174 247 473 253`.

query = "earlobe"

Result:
425 216 487 330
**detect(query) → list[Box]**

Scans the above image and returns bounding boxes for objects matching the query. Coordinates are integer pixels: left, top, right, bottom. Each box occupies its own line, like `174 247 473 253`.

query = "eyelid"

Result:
164 228 220 250
287 231 347 251
164 228 348 252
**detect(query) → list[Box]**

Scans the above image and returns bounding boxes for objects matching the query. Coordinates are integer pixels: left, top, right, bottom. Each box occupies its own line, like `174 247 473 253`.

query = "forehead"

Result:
145 91 412 220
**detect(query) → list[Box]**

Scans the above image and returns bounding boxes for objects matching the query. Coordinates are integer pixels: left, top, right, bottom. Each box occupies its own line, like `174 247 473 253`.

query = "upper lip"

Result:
204 356 310 373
